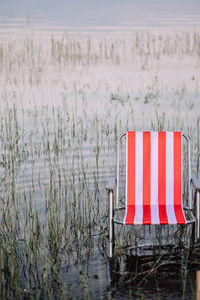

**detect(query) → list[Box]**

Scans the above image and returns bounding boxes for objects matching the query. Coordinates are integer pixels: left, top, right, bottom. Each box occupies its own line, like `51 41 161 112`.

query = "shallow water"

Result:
0 34 198 298
0 2 200 299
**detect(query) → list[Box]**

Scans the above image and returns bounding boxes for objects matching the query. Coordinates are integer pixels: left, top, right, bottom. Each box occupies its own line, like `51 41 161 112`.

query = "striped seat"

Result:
124 131 186 225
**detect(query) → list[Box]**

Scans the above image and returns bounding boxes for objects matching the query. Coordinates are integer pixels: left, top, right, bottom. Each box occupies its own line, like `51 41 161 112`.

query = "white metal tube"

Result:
197 191 200 240
187 138 192 209
116 139 120 210
183 134 192 209
109 190 114 258
116 132 126 210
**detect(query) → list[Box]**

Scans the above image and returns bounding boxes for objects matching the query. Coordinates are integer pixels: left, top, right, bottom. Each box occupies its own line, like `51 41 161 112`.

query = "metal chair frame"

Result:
107 132 200 258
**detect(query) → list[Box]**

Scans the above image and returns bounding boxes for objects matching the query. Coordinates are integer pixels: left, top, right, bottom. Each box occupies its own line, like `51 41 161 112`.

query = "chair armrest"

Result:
106 177 116 192
191 177 200 191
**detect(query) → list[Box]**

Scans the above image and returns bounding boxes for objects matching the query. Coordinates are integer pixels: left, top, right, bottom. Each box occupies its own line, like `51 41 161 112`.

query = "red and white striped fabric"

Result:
124 131 186 225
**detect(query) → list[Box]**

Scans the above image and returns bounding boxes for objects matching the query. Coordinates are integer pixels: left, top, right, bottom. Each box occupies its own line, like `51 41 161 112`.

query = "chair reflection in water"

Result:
106 131 200 259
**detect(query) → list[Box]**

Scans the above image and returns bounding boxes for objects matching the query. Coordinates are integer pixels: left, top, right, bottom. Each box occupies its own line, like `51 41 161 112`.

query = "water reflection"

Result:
109 245 195 299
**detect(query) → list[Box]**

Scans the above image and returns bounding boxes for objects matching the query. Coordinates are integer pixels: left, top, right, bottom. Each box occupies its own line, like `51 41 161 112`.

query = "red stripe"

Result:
158 132 168 224
174 132 185 224
143 132 151 224
125 132 135 224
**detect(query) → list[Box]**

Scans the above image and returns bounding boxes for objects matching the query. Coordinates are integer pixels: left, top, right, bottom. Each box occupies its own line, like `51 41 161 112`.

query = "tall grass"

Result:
0 30 199 298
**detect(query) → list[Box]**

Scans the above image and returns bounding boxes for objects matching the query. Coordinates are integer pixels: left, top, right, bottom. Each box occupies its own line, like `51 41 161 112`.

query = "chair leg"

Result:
109 190 114 258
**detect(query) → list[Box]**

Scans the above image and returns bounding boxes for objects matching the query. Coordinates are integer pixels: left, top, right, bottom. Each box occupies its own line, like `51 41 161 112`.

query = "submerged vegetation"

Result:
0 30 200 298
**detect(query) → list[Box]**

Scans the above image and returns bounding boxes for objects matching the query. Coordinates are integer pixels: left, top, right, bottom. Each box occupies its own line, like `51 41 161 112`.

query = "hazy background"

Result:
0 0 200 34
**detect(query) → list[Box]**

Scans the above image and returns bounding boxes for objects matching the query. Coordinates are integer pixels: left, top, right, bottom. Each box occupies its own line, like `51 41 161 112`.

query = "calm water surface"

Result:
0 0 200 34
0 1 199 299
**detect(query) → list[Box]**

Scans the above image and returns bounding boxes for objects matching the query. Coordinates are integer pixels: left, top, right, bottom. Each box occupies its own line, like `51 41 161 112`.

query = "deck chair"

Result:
107 131 200 258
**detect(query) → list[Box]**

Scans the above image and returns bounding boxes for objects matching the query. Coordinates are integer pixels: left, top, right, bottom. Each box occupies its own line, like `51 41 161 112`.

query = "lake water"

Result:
1 0 200 35
0 1 200 299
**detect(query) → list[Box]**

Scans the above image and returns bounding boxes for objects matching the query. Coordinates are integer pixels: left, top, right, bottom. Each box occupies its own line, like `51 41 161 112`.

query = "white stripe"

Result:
166 132 177 224
124 132 128 224
150 132 160 224
180 134 186 222
134 132 143 224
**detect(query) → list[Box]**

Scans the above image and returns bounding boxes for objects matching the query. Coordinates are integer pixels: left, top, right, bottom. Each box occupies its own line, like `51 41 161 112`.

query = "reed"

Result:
0 29 199 298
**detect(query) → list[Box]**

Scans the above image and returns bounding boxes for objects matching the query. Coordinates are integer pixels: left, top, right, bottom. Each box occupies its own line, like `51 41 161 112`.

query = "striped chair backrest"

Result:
124 131 186 225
